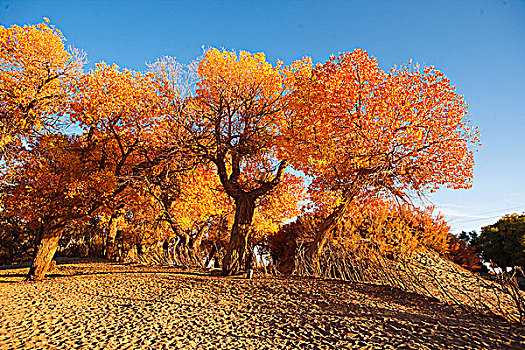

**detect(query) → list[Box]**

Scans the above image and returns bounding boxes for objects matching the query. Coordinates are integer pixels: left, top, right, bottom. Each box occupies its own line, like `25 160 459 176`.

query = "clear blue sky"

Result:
1 0 524 233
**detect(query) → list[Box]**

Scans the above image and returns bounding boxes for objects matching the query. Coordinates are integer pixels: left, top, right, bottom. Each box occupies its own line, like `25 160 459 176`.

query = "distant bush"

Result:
446 233 483 272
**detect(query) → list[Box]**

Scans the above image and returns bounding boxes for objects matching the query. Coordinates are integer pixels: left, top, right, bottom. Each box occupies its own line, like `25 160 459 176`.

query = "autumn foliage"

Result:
446 234 483 272
280 49 480 269
0 19 84 159
0 20 481 281
269 201 452 274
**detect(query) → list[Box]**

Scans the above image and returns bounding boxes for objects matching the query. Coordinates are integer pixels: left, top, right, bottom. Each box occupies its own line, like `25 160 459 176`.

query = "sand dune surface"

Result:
0 261 524 349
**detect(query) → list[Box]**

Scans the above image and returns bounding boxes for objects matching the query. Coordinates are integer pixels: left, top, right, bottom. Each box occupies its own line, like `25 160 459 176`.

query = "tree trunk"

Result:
205 244 217 268
189 223 207 266
173 234 191 266
105 211 123 260
171 236 181 265
214 156 287 276
180 234 191 265
245 242 254 277
222 195 256 276
305 197 352 275
26 227 63 281
136 243 144 257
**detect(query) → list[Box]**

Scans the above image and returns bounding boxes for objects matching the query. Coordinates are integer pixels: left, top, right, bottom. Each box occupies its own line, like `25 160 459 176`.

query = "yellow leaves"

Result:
1 20 84 158
1 30 481 267
71 62 160 142
335 200 451 257
196 48 284 110
167 165 233 232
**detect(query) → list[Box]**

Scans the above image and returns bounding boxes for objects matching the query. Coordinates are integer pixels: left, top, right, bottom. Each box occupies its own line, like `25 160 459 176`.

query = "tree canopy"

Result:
281 49 480 267
0 19 85 159
0 21 480 280
478 214 525 270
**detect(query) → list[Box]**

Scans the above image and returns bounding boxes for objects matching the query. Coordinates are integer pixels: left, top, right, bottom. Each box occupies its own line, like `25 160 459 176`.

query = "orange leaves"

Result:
1 29 481 265
68 62 168 205
195 49 284 129
5 134 97 225
0 20 85 157
171 165 233 232
188 48 308 204
70 63 159 135
334 201 451 257
283 49 480 202
3 58 167 234
191 49 287 163
196 49 283 102
251 172 306 238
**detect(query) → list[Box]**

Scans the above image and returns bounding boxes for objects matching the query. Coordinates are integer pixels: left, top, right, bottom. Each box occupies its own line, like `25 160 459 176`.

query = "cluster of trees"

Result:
456 214 525 272
1 20 481 281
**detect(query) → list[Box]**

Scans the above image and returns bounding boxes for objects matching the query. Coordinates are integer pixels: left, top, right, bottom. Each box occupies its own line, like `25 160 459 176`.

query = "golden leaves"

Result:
1 24 481 258
0 20 85 158
283 49 480 200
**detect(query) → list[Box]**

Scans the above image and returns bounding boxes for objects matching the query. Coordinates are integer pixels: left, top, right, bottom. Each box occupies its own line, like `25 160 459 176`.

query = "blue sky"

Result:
1 0 524 233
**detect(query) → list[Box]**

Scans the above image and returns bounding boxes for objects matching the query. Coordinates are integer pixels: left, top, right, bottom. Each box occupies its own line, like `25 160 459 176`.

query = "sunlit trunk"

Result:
189 224 207 266
26 227 63 281
205 244 217 268
105 211 122 260
222 195 255 275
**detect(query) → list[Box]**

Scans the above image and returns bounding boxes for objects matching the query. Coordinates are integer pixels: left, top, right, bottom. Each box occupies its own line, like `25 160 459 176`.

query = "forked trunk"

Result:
26 227 63 281
222 196 255 275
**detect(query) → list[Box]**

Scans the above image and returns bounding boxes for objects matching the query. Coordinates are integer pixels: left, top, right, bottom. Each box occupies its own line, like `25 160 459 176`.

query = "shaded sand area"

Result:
1 261 524 349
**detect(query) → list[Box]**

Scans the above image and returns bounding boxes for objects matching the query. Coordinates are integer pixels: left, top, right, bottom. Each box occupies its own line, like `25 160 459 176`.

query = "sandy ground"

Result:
0 261 524 349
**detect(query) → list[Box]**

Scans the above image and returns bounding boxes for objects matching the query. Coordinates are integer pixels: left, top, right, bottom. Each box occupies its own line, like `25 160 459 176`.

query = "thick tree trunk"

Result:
222 196 256 276
26 227 63 281
214 157 287 276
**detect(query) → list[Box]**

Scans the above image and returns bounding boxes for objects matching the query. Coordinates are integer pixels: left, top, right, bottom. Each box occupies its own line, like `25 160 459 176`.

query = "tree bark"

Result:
169 236 181 265
245 242 254 272
214 157 287 276
305 195 353 275
26 227 63 281
105 211 123 260
222 195 256 275
205 244 217 268
189 223 207 266
180 233 191 265
136 243 143 257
